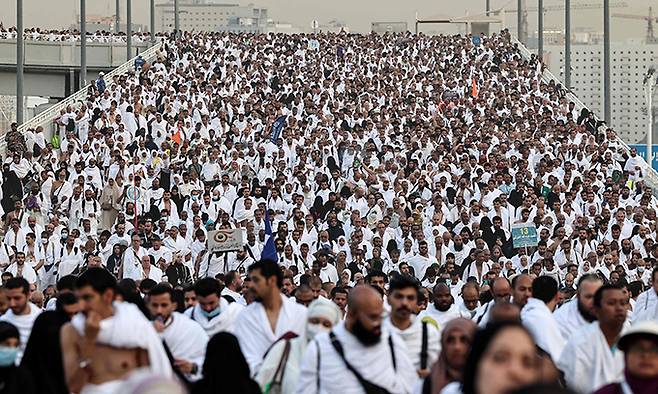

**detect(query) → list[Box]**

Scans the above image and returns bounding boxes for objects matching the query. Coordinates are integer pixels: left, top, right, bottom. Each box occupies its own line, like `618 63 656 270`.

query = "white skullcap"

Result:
307 298 341 325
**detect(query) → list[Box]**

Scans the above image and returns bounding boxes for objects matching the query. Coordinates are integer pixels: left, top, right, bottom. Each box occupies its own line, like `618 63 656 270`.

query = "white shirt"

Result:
234 294 307 375
521 298 565 362
0 302 41 364
384 315 441 371
417 303 468 334
296 322 417 394
184 298 243 336
557 322 624 394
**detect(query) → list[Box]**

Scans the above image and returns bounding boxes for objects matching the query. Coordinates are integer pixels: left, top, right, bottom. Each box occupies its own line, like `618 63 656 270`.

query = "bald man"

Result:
297 285 416 394
418 283 469 334
511 274 533 309
456 282 480 318
472 277 512 327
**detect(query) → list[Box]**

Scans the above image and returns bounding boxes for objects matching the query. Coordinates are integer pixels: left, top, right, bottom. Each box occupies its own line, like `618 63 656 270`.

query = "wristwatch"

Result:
79 358 92 370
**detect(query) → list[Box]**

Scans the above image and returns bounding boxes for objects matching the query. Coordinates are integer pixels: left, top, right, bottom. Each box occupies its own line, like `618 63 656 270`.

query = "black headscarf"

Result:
191 333 260 394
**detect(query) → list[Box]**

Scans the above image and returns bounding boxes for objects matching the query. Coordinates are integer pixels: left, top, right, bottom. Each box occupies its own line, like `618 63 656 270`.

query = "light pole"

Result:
604 0 611 124
127 0 132 60
538 0 543 58
150 0 156 43
518 0 523 43
174 0 180 36
565 0 571 89
486 0 491 16
80 0 87 88
115 0 120 33
645 68 656 170
17 0 24 124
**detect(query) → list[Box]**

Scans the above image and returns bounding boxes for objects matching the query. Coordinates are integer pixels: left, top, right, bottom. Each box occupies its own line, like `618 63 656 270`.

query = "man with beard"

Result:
511 274 533 309
557 285 628 393
384 274 440 378
554 274 603 340
148 284 208 382
297 285 416 394
234 259 307 375
221 270 246 305
418 282 469 334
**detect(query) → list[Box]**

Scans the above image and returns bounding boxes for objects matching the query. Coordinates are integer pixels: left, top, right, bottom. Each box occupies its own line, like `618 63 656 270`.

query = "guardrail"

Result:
512 37 658 194
1 41 163 153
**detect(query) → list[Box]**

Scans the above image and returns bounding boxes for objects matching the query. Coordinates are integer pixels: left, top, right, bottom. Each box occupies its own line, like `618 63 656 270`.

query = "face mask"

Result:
200 306 221 319
0 346 18 367
306 323 331 340
637 266 645 273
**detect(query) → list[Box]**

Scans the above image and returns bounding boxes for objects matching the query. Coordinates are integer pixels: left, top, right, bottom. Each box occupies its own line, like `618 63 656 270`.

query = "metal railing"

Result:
1 41 163 153
512 37 658 193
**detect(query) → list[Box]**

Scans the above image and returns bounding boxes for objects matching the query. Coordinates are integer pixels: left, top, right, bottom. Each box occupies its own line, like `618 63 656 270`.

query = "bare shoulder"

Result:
60 322 80 345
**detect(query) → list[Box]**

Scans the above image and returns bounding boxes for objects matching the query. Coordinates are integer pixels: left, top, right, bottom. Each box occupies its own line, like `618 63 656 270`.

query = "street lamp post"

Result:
80 0 87 88
17 0 24 124
645 68 656 170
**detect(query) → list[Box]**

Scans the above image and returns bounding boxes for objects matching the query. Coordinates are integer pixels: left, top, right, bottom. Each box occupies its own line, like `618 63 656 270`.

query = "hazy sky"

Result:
0 0 654 39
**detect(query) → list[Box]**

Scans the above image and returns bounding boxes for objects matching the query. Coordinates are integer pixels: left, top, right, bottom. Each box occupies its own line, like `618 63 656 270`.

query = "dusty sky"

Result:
0 0 654 40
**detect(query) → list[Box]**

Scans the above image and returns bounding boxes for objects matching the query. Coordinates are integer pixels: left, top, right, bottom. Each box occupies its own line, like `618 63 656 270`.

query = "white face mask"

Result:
637 266 645 273
306 322 331 340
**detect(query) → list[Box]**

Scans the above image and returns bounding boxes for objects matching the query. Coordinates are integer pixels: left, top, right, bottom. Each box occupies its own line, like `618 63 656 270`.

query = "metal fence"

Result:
512 37 658 193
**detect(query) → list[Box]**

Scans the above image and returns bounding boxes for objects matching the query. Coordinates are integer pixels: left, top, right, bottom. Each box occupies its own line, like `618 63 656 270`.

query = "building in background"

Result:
155 1 267 33
371 22 408 34
544 42 657 144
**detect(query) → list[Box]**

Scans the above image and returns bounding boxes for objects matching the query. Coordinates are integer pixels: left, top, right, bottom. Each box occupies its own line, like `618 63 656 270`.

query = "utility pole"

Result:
150 0 156 43
604 0 611 124
174 0 180 37
17 0 24 124
565 0 571 89
115 0 120 34
645 68 656 170
486 0 491 16
517 0 523 43
127 0 132 60
80 0 87 88
538 0 543 58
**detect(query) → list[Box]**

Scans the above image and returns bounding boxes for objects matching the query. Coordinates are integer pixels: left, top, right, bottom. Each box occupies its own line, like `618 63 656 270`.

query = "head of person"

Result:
617 321 658 381
55 292 81 319
5 277 30 315
387 274 419 323
295 284 314 307
183 286 196 309
194 278 222 318
531 276 559 310
148 284 177 322
511 274 533 308
594 284 628 329
462 322 540 394
430 318 477 392
330 286 348 311
491 277 512 304
200 332 253 392
433 282 454 312
488 301 522 324
75 268 117 315
345 285 383 346
0 322 19 367
305 298 341 341
247 259 283 301
576 274 603 323
308 276 322 300
366 269 387 291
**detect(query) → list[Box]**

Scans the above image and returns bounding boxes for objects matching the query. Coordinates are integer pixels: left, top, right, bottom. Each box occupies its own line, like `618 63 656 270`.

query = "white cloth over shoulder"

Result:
556 321 624 394
184 298 243 336
160 312 208 381
0 302 41 364
553 298 589 340
418 303 468 334
630 288 658 324
71 302 173 377
235 295 307 375
521 298 565 362
384 315 441 371
295 322 417 394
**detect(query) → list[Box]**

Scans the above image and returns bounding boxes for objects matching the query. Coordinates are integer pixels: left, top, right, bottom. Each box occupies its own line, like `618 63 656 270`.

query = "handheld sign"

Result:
511 223 538 249
208 229 244 252
472 36 482 46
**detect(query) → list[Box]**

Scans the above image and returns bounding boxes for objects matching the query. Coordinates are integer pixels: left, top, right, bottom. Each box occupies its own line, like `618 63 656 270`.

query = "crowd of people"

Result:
0 28 656 394
0 25 159 43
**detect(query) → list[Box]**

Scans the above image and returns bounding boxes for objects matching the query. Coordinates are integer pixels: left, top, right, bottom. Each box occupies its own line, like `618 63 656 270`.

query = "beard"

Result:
351 318 381 346
436 302 451 312
577 299 597 323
